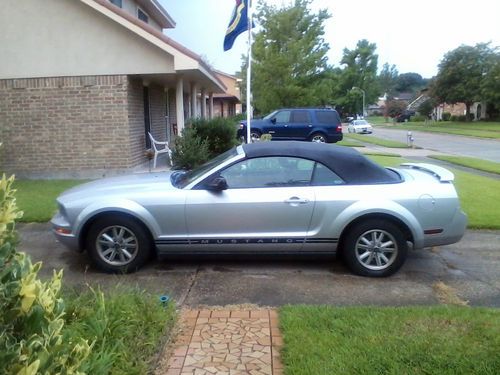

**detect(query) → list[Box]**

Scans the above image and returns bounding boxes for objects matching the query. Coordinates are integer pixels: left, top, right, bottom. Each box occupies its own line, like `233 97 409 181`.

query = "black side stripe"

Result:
156 238 338 245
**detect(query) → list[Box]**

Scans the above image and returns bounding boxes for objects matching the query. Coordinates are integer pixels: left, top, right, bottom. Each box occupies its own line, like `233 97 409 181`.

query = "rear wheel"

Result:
250 130 262 142
342 220 407 277
86 215 152 273
310 133 327 143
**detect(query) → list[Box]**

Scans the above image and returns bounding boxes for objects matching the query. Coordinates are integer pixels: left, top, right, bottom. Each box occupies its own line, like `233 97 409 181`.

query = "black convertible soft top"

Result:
242 141 400 184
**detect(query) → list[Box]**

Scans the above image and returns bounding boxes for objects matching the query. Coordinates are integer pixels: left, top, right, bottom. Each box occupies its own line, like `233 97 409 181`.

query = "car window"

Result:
311 163 345 186
291 110 310 123
220 156 315 188
274 111 290 123
354 120 368 125
315 110 340 124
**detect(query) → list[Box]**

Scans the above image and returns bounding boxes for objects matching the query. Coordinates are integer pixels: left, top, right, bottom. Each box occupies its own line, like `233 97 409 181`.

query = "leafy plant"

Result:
442 112 451 121
171 127 210 170
191 117 238 157
0 174 91 375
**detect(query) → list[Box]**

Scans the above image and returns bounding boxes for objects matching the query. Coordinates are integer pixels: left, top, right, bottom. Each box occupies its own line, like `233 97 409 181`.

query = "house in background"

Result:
0 0 230 178
213 71 242 118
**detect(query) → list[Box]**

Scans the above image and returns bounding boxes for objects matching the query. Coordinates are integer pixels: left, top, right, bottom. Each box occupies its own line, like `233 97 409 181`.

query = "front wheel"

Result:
86 215 152 273
310 133 327 143
342 220 407 277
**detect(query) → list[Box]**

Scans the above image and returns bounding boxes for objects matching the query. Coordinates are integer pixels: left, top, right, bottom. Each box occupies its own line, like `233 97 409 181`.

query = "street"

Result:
366 127 500 162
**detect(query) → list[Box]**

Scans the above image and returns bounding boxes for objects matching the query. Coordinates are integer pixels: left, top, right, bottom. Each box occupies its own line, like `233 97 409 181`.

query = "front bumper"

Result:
51 211 80 252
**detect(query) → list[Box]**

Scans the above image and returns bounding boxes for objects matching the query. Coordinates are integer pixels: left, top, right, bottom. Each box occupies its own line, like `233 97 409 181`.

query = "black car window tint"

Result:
311 162 345 186
220 157 315 188
315 111 337 124
291 110 310 123
274 111 290 123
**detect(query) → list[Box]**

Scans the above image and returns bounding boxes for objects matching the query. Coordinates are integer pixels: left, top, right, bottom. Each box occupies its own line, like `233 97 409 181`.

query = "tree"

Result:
378 63 398 96
335 39 379 115
385 100 407 118
249 0 332 114
432 43 496 120
481 51 500 117
394 72 426 93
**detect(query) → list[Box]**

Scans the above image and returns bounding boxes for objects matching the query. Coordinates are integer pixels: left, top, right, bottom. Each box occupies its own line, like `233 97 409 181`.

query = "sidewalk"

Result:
156 309 283 375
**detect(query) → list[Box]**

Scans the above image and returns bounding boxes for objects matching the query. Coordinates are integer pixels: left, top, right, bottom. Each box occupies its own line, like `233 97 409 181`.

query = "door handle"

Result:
284 197 309 204
284 124 288 127
308 124 312 127
269 131 275 134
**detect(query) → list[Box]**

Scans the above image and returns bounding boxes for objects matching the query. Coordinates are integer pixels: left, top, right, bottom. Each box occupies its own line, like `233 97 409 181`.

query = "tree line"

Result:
239 0 500 120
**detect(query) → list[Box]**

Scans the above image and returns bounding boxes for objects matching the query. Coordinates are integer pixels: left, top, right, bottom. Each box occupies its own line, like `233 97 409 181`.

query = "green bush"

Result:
0 174 91 375
442 112 451 121
458 115 467 122
450 115 458 121
191 117 239 157
412 115 427 122
172 127 210 170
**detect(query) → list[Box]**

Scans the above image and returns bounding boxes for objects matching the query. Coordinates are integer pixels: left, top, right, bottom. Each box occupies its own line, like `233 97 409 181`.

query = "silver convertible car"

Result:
51 141 467 277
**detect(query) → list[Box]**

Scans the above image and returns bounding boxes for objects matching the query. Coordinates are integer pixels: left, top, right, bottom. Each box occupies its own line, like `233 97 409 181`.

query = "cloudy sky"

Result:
160 0 500 78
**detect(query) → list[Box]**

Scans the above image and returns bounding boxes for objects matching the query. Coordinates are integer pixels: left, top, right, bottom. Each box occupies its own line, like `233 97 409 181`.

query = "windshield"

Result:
172 147 239 188
263 110 278 120
354 120 369 125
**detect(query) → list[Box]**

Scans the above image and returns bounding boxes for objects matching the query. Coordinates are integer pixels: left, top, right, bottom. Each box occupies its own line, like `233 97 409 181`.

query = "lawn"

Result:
429 155 500 175
279 305 500 375
345 133 410 148
368 155 500 229
380 120 500 139
14 179 85 222
63 286 175 374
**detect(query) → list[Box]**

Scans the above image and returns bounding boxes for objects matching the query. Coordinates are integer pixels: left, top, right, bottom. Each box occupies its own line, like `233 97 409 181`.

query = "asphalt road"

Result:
365 127 500 162
18 223 500 308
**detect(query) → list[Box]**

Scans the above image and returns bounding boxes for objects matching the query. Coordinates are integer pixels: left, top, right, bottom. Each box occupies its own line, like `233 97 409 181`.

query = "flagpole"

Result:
246 0 253 144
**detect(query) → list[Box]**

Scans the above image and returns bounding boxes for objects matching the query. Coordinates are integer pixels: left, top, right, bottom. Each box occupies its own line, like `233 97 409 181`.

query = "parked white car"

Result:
348 119 373 134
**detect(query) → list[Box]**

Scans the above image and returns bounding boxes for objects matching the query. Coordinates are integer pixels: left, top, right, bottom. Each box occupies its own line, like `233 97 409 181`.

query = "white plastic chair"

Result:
148 132 172 168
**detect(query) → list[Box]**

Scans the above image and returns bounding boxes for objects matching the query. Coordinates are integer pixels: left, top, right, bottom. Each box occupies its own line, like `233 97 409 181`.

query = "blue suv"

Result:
237 108 343 143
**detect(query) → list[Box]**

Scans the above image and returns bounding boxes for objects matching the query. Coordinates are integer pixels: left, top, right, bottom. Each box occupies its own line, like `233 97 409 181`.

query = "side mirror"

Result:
270 118 276 124
206 176 228 191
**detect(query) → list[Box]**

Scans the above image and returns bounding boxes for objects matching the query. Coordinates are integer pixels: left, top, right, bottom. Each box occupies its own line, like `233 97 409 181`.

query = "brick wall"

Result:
0 75 133 177
127 78 146 168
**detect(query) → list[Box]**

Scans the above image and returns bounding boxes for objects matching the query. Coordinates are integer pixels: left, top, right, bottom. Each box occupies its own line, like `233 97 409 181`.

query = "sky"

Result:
160 0 500 78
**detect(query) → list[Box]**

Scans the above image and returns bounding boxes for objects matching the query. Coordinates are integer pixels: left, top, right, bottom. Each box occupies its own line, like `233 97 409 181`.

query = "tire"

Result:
342 219 407 277
250 130 262 142
310 133 327 143
86 215 152 273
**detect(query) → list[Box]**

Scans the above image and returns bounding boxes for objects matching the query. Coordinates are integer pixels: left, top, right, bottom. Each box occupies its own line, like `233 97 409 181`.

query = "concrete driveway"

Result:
363 127 500 162
18 223 500 307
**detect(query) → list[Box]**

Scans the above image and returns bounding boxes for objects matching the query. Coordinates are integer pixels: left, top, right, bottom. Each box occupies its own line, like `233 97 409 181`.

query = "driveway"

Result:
18 223 500 307
365 127 500 162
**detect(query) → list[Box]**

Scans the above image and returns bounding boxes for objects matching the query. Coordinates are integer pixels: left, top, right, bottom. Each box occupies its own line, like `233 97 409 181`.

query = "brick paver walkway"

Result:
158 309 283 375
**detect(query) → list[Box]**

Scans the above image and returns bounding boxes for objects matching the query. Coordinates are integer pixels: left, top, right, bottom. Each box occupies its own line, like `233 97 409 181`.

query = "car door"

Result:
285 110 311 140
262 110 290 139
184 156 316 251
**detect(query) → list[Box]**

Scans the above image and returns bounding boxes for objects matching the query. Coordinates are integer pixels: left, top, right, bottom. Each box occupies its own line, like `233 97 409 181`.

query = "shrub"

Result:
172 127 210 170
442 112 451 121
411 115 427 122
458 115 467 122
191 117 238 158
0 174 91 375
450 115 458 122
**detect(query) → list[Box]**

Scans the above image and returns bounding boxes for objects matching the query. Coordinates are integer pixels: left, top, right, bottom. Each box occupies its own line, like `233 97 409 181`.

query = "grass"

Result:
345 133 410 148
429 155 500 175
279 305 500 375
63 286 175 375
368 155 500 229
381 120 500 139
14 179 85 222
336 138 365 147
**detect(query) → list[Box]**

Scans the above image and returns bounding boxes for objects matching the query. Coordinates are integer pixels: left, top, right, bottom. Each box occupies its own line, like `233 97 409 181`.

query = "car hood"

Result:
58 172 177 203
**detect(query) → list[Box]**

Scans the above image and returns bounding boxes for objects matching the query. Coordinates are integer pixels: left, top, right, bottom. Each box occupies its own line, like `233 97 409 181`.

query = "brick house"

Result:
213 71 242 118
0 0 227 178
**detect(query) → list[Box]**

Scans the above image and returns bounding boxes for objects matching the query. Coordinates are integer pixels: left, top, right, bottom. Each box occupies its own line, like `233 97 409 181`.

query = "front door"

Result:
185 156 317 251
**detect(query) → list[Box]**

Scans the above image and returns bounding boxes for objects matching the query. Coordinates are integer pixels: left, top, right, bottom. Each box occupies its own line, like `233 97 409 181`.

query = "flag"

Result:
224 0 251 51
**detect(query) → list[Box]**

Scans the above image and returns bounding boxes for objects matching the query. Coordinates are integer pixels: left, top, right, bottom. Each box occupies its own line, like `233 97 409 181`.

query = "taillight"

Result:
337 125 342 132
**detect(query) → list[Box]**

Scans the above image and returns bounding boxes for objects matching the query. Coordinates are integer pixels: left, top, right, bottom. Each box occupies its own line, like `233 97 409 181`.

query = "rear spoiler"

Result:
400 163 455 182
